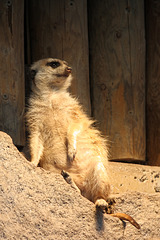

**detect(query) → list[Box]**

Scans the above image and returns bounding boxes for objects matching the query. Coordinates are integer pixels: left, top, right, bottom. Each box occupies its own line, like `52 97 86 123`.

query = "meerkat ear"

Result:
30 69 37 81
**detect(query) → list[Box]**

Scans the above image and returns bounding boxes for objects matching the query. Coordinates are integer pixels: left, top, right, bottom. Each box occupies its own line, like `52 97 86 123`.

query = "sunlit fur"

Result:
26 58 110 209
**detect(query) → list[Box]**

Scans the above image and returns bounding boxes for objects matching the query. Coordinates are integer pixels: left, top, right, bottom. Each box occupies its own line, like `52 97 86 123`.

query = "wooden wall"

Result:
0 0 160 165
88 0 146 161
0 0 25 146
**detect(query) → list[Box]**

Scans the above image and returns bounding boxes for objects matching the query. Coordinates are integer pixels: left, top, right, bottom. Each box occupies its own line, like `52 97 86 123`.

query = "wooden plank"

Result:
27 0 91 114
146 0 160 166
0 0 25 146
128 0 146 161
88 0 145 161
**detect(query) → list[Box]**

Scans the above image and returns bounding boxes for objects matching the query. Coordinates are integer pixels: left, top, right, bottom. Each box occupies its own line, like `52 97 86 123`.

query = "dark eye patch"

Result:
46 61 60 68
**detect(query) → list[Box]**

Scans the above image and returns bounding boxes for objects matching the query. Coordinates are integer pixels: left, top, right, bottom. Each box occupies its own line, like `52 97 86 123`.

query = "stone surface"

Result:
0 131 160 240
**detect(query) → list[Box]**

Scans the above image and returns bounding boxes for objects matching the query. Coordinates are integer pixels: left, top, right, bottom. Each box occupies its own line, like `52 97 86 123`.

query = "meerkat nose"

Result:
66 67 72 73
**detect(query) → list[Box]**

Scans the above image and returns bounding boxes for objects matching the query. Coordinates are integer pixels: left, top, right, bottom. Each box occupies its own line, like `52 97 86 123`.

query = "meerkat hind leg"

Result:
61 170 80 193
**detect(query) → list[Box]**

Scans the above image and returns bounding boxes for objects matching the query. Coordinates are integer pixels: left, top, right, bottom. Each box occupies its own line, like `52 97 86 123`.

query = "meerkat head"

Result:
30 58 72 92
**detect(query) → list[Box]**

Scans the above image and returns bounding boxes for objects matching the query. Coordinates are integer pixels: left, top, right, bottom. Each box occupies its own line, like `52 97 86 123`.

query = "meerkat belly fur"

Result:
26 58 111 211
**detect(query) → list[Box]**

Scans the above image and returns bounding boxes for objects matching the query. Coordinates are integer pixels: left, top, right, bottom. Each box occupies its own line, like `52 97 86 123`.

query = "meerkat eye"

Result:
46 61 60 68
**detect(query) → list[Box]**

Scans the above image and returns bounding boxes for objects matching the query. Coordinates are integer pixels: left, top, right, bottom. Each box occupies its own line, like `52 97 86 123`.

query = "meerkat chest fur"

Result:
29 90 80 159
46 92 81 139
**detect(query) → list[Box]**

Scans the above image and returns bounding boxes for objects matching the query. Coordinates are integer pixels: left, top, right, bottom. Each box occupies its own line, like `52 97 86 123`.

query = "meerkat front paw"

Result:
30 159 39 167
67 145 76 161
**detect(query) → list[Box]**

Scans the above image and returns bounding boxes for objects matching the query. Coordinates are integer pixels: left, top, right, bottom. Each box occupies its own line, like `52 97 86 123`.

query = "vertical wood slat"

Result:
27 0 91 114
0 0 25 146
146 0 160 166
88 0 146 161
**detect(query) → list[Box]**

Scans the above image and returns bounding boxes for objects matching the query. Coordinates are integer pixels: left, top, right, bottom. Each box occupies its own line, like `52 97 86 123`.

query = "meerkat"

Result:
26 58 110 211
26 58 140 229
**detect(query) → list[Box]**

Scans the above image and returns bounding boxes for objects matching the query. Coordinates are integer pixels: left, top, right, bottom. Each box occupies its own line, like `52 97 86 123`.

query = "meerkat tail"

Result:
110 212 140 229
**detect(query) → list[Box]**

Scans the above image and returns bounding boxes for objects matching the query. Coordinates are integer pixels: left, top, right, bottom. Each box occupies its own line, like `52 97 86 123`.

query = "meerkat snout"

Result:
66 66 72 72
66 66 72 75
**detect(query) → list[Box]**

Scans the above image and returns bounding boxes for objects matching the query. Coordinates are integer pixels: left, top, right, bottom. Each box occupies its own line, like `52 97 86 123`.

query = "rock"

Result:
0 131 160 240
